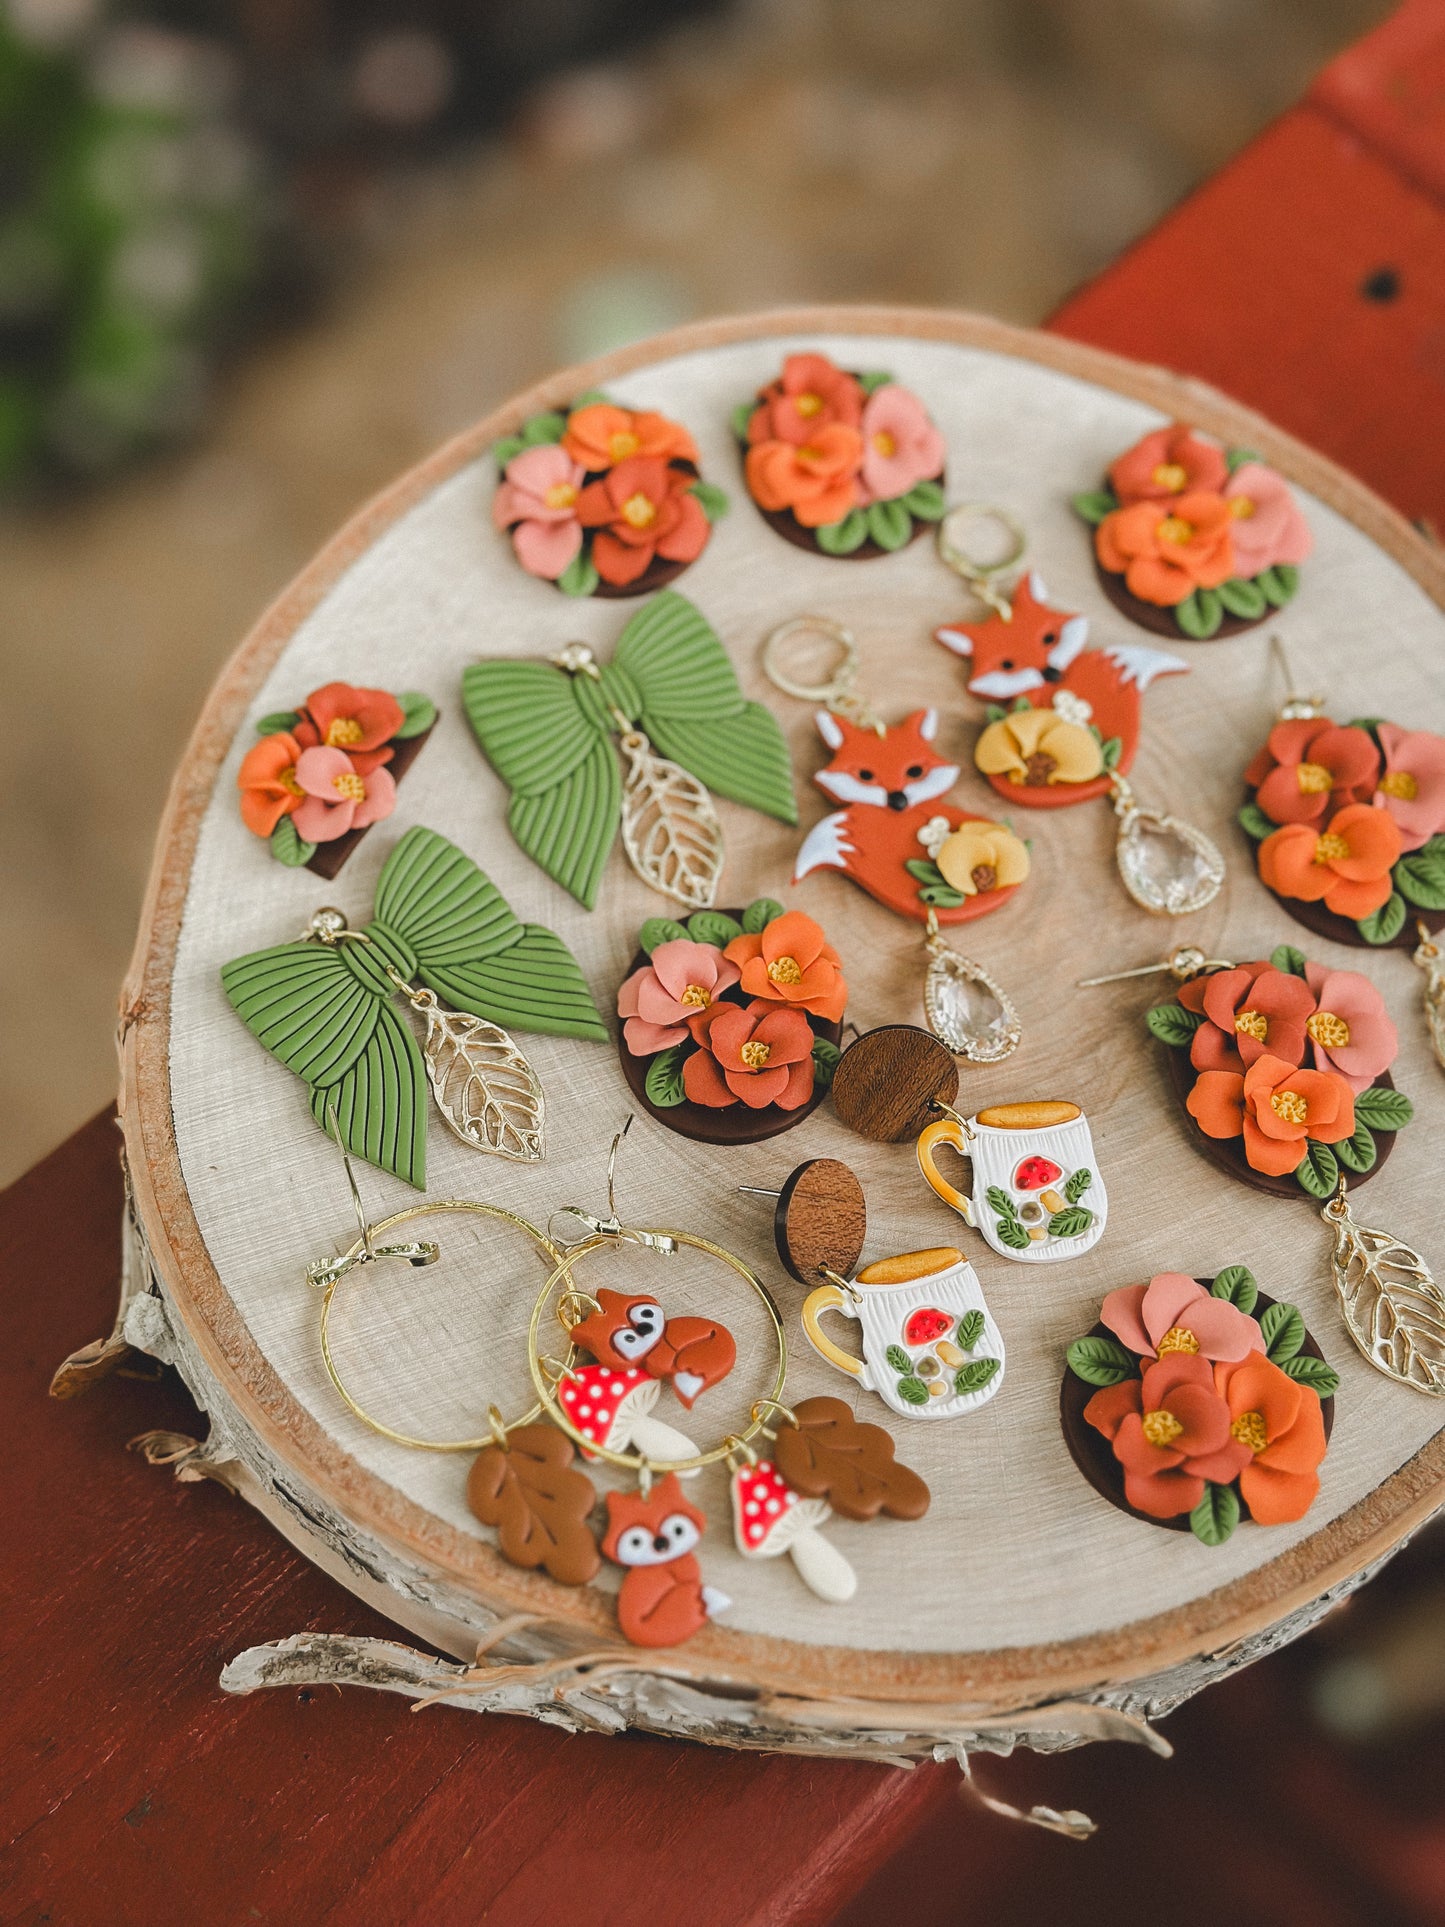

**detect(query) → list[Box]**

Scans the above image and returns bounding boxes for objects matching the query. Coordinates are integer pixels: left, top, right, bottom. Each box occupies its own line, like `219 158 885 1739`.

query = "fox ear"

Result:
918 707 938 741
1027 569 1050 604
815 709 844 751
934 624 973 658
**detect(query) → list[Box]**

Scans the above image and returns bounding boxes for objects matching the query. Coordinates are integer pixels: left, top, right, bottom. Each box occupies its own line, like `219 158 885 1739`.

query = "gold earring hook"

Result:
1270 632 1326 720
1077 945 1234 988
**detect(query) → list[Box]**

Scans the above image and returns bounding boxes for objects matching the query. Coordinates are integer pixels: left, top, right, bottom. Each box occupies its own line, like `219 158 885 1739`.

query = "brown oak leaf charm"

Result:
773 1396 931 1522
466 1423 601 1585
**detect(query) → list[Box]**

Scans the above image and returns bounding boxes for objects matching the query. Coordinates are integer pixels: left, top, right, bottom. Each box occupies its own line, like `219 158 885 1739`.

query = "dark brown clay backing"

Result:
305 721 435 880
1092 555 1261 641
617 916 842 1145
1059 1284 1335 1534
591 552 692 600
771 1158 867 1285
830 1024 959 1143
1163 1046 1399 1198
1237 804 1445 952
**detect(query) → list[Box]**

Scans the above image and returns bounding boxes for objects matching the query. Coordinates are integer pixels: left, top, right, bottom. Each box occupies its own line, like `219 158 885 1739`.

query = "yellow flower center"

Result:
871 430 897 458
1234 1009 1268 1041
608 431 640 461
1228 495 1256 519
332 772 366 803
1308 1010 1350 1049
1158 515 1194 544
794 391 823 418
1156 1325 1200 1356
325 716 364 748
278 766 304 796
767 955 803 986
680 984 711 1009
1152 462 1189 491
544 481 578 510
621 491 657 529
1271 1089 1308 1124
1381 769 1419 800
1141 1408 1184 1447
740 1040 772 1069
1314 831 1350 863
799 442 825 465
1296 761 1333 793
1230 1409 1268 1454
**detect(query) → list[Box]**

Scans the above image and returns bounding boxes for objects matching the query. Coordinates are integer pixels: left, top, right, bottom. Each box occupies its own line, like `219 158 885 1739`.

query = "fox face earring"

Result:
935 569 1223 917
762 615 1024 1064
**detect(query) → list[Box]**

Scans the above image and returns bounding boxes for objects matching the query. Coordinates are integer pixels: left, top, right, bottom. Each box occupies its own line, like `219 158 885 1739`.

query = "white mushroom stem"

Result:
785 1508 857 1604
624 1411 701 1468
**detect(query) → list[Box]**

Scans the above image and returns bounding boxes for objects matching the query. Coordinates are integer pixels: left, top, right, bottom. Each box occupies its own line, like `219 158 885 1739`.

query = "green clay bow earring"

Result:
461 591 797 912
221 826 606 1185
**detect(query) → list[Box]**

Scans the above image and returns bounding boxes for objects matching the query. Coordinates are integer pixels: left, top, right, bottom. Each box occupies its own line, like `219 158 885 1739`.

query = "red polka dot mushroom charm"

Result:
556 1363 700 1467
729 1456 856 1602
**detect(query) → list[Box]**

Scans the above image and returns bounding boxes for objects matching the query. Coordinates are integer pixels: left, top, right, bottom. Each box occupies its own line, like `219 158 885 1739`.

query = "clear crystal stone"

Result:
308 906 349 938
1116 808 1224 916
924 947 1021 1062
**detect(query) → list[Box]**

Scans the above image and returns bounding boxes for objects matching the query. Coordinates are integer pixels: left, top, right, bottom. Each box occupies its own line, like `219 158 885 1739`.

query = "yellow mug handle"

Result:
800 1283 864 1378
916 1118 976 1224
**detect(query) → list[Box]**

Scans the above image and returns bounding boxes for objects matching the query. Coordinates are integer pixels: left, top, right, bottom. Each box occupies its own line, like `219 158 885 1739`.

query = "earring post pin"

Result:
738 1185 781 1199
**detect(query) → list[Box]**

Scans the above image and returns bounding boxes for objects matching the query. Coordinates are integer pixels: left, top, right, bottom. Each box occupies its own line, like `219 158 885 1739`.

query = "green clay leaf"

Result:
222 942 382 1086
1395 849 1445 910
686 910 743 947
1225 447 1262 473
269 817 316 867
1282 1354 1340 1397
954 1357 1000 1395
688 478 730 522
1217 577 1267 620
1010 695 1033 713
1346 717 1385 737
1261 1300 1306 1363
885 1345 911 1373
1064 1167 1093 1204
731 399 757 440
1270 944 1308 977
1175 588 1223 639
810 1038 842 1088
393 691 437 739
569 389 610 409
1357 892 1407 945
1238 801 1276 841
1048 1205 1095 1240
905 857 945 884
1295 1141 1339 1199
644 1045 689 1108
639 918 690 955
958 1309 985 1351
815 509 869 555
985 703 1007 723
1336 1120 1378 1173
900 478 946 520
308 1002 429 1191
1257 564 1299 607
897 1375 930 1406
995 1217 1031 1252
492 435 526 467
1100 735 1123 771
742 897 785 933
919 884 967 908
1211 1265 1258 1314
256 709 301 736
1146 1002 1205 1047
986 1186 1018 1221
1190 1482 1239 1547
1066 1335 1135 1387
866 498 913 552
856 370 893 395
557 550 600 598
1071 489 1118 525
520 410 567 447
1354 1085 1414 1131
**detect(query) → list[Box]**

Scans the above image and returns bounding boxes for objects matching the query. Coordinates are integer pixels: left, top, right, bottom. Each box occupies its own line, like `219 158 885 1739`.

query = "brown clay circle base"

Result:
1092 556 1263 641
831 1024 960 1143
616 918 842 1145
1163 1047 1399 1199
1059 1285 1335 1533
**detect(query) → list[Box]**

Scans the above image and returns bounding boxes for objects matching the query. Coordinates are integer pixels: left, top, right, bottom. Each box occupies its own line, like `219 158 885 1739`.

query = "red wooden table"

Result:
7 9 1445 1921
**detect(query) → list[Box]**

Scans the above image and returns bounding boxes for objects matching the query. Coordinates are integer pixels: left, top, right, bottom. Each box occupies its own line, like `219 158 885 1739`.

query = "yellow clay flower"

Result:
936 820 1031 896
974 706 1105 787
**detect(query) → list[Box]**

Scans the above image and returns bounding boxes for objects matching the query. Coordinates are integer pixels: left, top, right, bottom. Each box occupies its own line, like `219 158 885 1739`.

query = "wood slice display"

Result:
103 309 1445 1762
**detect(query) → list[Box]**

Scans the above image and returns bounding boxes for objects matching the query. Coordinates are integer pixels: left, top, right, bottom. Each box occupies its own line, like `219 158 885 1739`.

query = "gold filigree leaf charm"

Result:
1110 774 1224 917
414 991 545 1162
618 728 724 909
1412 924 1445 1072
1323 1183 1445 1396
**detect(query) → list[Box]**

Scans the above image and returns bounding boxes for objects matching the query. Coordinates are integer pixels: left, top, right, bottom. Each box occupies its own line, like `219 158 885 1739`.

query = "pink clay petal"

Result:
512 516 582 580
505 443 579 493
1180 1296 1264 1362
350 765 396 828
1099 1283 1152 1356
294 745 355 797
623 1015 689 1055
616 968 647 1019
1140 1272 1210 1347
292 794 353 842
650 939 726 999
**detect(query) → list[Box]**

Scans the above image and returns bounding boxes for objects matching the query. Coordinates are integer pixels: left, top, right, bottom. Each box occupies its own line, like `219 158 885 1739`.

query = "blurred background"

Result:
0 0 1392 1191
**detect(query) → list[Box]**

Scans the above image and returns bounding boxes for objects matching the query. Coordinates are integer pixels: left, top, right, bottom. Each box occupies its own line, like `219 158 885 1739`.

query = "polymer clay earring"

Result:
237 679 437 878
461 591 796 910
733 351 946 558
1238 636 1445 953
1084 944 1416 1200
936 572 1223 917
222 826 606 1185
762 615 1025 1063
1072 422 1311 639
490 390 728 597
615 896 848 1145
1060 1261 1337 1544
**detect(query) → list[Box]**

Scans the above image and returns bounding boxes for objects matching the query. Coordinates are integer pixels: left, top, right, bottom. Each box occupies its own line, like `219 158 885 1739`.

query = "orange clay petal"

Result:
1083 1377 1143 1441
760 910 827 972
240 788 296 837
1125 554 1191 606
1258 823 1333 901
792 479 862 528
1185 1070 1245 1139
1324 871 1395 919
1256 1391 1327 1476
591 529 654 586
723 931 763 969
1329 803 1403 877
745 440 806 511
1240 1460 1320 1526
1241 1114 1309 1175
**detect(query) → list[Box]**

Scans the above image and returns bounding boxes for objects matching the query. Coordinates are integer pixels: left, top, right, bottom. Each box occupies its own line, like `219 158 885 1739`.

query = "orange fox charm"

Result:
794 706 1024 926
569 1288 737 1410
601 1475 730 1647
935 573 1187 809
